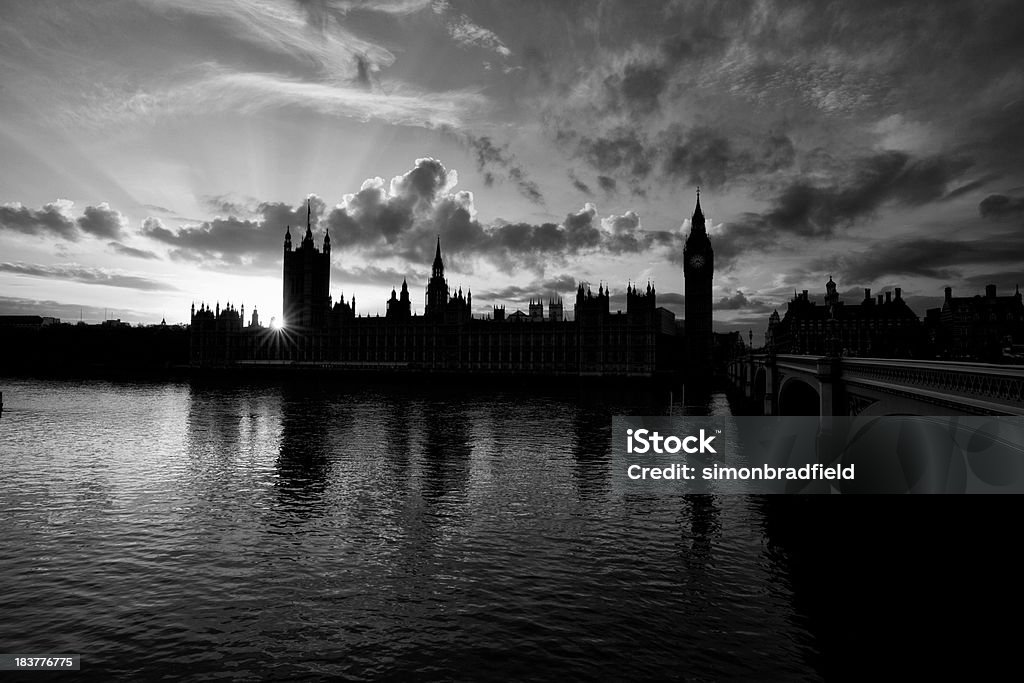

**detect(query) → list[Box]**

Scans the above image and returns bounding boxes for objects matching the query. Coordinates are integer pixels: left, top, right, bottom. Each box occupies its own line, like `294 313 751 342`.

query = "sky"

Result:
1 0 1023 336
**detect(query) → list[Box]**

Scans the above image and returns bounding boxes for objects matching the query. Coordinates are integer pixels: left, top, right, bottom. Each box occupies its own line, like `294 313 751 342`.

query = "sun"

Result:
271 318 284 330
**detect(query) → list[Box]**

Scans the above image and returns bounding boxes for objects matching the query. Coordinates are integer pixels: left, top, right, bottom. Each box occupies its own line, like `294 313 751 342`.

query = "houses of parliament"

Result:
189 196 716 379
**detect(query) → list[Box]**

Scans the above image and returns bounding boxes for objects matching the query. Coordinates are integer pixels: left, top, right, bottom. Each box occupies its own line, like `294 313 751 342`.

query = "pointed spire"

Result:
432 235 444 278
693 186 703 219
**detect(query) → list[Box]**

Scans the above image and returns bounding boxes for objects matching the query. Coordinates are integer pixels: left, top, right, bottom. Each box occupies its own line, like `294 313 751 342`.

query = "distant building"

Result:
767 277 921 357
935 284 1024 362
0 316 60 329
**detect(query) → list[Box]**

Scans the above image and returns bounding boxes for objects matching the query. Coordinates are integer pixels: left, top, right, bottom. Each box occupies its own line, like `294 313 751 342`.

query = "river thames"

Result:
1 376 1016 679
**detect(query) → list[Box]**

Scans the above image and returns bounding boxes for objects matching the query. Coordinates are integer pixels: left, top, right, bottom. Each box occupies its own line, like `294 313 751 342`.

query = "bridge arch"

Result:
779 376 820 416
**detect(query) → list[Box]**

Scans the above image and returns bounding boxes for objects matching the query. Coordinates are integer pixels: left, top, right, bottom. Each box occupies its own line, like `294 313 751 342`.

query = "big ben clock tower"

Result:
683 189 714 383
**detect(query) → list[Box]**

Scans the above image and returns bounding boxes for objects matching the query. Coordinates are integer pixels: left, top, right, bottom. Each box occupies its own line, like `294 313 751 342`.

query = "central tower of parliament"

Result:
191 195 714 379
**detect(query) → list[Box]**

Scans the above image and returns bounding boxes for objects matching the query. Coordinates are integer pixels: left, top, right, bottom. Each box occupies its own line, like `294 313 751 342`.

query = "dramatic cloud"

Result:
478 274 578 301
200 194 261 218
567 170 592 195
0 200 78 240
322 158 678 274
134 159 676 276
77 202 128 239
450 131 544 204
761 151 973 236
443 9 512 57
0 262 178 291
662 128 796 189
813 234 1024 284
1 200 133 241
716 290 775 314
108 242 161 260
717 291 751 310
597 176 617 194
568 128 653 179
141 197 325 268
333 264 426 288
979 194 1024 219
705 149 978 269
60 65 485 131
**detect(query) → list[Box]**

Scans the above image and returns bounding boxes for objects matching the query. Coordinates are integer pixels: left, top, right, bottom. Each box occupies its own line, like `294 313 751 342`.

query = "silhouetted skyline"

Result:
2 1 1023 338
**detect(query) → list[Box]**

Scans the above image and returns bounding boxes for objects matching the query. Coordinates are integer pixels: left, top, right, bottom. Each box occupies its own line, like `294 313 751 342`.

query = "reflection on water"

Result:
0 377 818 680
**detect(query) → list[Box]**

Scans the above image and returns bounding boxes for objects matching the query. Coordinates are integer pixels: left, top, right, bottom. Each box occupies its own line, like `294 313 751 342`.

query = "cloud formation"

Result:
813 233 1024 284
77 202 128 239
323 158 677 273
448 131 544 204
0 262 178 291
0 200 77 240
141 198 322 268
1 200 133 242
979 194 1024 219
108 242 161 260
139 158 680 277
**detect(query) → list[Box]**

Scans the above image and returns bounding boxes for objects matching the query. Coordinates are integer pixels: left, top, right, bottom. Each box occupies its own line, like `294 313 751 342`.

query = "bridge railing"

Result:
745 354 1024 409
840 358 1024 406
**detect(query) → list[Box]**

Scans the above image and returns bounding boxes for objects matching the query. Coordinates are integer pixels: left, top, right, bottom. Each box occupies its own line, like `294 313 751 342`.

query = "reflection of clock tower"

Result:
683 189 714 382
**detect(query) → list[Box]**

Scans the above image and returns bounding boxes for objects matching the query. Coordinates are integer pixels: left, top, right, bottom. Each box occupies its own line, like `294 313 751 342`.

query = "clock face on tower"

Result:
688 254 705 269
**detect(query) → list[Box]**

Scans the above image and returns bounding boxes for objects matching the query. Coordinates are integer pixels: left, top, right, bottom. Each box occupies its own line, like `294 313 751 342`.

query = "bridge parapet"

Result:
738 354 1024 416
841 358 1024 411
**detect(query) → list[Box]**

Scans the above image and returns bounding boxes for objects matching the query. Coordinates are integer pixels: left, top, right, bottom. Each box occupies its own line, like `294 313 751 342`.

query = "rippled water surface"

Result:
0 377 819 680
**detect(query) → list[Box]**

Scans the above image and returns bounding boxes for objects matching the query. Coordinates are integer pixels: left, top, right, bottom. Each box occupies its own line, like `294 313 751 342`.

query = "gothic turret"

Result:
432 236 444 278
425 236 450 319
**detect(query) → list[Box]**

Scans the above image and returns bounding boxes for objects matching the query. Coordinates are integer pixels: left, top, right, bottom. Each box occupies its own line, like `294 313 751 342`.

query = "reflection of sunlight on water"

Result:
0 377 817 681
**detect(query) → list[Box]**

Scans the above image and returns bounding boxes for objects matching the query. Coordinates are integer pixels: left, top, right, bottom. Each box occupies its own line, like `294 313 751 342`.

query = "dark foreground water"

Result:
0 376 819 680
1 377 1019 680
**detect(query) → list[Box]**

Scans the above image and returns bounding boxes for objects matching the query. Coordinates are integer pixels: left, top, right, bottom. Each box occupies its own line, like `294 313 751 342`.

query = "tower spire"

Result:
303 198 313 244
690 187 706 236
432 235 444 278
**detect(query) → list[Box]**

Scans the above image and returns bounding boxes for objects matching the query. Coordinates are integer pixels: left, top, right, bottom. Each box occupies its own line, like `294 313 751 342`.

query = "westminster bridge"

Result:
726 354 1024 417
